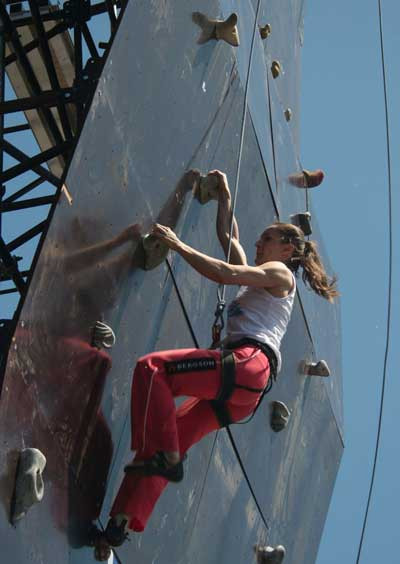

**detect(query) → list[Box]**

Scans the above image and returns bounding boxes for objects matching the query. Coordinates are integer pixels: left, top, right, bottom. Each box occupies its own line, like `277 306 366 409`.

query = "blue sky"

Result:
302 1 400 562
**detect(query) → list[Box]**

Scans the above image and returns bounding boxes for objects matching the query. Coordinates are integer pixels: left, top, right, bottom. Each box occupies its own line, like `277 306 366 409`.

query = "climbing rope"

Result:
356 1 393 562
212 0 263 346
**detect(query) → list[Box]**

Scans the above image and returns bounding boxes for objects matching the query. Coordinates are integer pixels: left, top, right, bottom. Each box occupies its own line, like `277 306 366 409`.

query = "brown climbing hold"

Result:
259 24 271 40
194 174 219 205
302 360 331 377
288 169 324 189
271 60 281 79
284 108 292 122
192 12 240 47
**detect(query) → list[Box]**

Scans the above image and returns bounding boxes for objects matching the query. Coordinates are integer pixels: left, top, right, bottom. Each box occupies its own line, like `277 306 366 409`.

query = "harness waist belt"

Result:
224 337 278 381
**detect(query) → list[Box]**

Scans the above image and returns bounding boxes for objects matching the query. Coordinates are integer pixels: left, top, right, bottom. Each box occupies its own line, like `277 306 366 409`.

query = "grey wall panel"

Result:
268 74 306 222
256 0 305 152
229 300 343 564
295 214 344 436
220 0 277 194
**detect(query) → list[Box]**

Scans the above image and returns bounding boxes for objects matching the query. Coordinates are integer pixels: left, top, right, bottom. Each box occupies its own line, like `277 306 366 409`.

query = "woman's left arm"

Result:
152 224 290 289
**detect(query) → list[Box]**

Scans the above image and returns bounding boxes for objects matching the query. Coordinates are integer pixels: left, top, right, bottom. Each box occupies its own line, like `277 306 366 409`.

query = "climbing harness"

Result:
210 338 278 429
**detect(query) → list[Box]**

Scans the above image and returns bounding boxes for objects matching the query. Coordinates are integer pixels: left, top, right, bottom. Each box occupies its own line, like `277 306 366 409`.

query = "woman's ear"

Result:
282 243 295 261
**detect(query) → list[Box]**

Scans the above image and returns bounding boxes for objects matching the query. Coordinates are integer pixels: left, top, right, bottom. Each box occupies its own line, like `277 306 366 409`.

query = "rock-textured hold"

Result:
11 448 47 524
284 108 292 122
288 169 325 189
194 174 219 205
141 233 169 270
303 360 331 377
271 60 281 78
192 12 240 47
91 320 116 349
290 212 312 236
270 401 290 432
259 24 271 40
255 544 286 563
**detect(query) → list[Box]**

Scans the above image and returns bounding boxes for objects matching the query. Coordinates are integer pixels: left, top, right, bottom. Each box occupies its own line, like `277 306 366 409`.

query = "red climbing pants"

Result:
110 344 270 531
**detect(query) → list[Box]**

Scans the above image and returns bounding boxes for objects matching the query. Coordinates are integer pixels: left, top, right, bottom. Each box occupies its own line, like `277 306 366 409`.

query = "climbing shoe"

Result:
124 451 185 482
104 517 129 547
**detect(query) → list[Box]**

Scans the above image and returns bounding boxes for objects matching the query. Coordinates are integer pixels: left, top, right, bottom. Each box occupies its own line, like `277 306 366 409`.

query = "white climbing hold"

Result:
11 448 46 524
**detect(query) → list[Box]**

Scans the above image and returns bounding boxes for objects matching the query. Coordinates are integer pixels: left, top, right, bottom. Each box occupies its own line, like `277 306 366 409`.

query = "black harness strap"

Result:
210 350 235 427
210 338 278 428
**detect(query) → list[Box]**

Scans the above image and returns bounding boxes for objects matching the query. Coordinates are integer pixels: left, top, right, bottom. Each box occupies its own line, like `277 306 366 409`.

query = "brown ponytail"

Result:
271 222 339 302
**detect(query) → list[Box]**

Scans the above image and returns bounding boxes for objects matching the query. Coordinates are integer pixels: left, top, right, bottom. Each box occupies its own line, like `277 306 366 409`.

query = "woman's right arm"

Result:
211 170 248 266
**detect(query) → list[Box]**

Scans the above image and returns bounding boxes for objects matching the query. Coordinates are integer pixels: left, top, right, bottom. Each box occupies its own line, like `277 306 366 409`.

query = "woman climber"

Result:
93 170 338 560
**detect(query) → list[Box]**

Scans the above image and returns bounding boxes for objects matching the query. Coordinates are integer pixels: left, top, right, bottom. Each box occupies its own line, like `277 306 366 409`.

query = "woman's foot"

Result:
124 451 185 482
93 534 111 561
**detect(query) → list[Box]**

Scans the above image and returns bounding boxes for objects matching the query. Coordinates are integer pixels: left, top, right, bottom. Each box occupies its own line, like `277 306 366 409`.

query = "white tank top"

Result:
226 274 296 372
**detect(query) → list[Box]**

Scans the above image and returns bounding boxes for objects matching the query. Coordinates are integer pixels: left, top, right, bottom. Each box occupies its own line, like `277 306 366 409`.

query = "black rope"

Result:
356 1 393 561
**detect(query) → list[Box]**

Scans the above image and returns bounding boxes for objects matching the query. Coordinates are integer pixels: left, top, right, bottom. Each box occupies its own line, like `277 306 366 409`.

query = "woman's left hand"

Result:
151 223 182 250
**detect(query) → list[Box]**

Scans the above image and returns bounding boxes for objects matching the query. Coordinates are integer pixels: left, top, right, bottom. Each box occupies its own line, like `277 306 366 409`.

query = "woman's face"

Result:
254 228 293 265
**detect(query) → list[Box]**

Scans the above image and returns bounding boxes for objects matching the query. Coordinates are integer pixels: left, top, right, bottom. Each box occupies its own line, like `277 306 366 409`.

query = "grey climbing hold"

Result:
194 174 219 205
11 448 46 524
255 544 286 564
290 212 312 236
192 12 240 47
270 401 290 432
141 233 169 270
91 320 116 349
271 61 281 79
259 24 271 40
303 360 330 377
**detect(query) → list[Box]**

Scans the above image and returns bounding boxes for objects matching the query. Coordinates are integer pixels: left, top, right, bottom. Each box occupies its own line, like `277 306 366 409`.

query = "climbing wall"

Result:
0 1 343 563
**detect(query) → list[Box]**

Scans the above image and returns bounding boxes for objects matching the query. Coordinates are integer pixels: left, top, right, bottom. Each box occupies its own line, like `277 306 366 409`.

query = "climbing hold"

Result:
288 169 324 189
284 108 292 122
290 212 312 236
303 169 324 188
91 321 116 349
271 61 281 79
255 544 286 563
259 24 271 40
141 233 169 270
194 174 219 205
192 12 240 47
302 360 330 377
10 448 46 524
270 401 290 432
